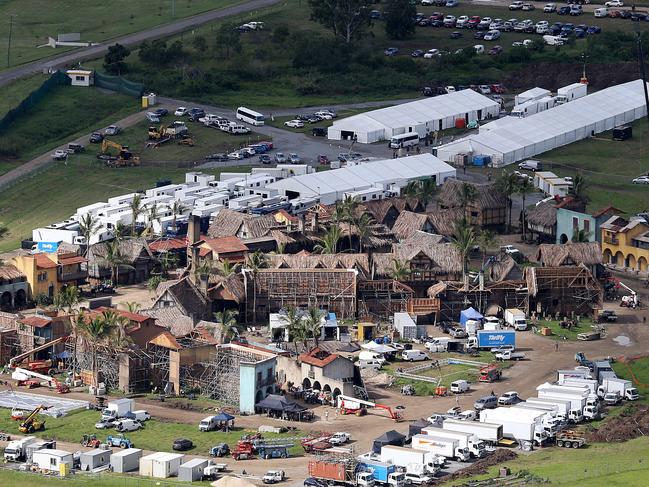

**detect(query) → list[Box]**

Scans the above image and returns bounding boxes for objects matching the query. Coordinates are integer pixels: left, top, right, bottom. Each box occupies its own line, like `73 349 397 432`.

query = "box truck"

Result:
557 369 591 382
357 459 406 487
442 419 503 443
101 398 135 421
308 459 375 487
420 427 486 457
525 397 572 418
467 330 516 349
597 378 639 401
379 446 442 475
479 408 548 445
561 378 598 394
4 436 38 461
555 83 587 105
592 361 614 383
411 434 470 462
504 309 527 331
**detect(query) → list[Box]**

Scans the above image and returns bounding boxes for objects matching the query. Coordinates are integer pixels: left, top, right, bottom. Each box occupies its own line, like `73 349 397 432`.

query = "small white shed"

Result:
66 69 94 87
393 312 420 340
178 458 209 482
140 452 166 477
32 449 74 472
80 448 112 471
111 448 142 473
152 452 185 478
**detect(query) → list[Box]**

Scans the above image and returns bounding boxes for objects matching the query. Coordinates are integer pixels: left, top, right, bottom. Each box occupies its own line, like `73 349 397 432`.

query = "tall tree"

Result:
217 260 240 277
403 179 437 209
452 221 477 279
246 250 269 325
309 0 372 44
389 259 411 281
123 301 141 314
570 174 588 202
385 0 416 40
53 286 81 314
355 213 373 253
305 307 325 347
129 194 144 237
144 205 160 237
314 225 342 254
572 229 593 242
77 311 117 387
341 195 360 251
215 22 242 59
103 43 131 75
517 177 535 240
103 240 124 284
496 172 519 232
479 229 498 264
169 201 188 231
78 214 100 256
285 307 304 354
214 309 240 342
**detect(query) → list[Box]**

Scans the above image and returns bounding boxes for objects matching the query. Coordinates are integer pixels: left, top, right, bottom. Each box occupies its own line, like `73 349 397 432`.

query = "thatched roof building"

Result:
537 242 602 268
266 253 371 278
392 212 435 240
207 209 280 240
437 180 507 227
426 208 464 237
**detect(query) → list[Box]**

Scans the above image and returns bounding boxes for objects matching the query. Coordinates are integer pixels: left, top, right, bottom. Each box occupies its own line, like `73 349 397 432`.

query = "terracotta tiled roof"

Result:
34 253 57 269
19 316 51 328
58 255 87 265
149 237 188 252
0 265 25 281
299 347 340 367
592 206 624 218
203 235 249 254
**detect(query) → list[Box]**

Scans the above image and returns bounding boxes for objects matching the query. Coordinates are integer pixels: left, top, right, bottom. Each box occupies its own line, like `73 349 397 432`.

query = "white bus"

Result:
236 106 265 126
389 132 420 149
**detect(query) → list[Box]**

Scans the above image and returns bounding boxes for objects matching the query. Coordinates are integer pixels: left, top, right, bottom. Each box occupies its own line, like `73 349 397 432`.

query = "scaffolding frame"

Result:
526 266 603 316
357 280 414 318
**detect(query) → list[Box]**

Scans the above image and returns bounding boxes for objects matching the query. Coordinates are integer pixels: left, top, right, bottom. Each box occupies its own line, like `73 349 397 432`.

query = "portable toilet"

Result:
147 92 157 106
111 448 142 473
178 458 209 481
81 448 112 471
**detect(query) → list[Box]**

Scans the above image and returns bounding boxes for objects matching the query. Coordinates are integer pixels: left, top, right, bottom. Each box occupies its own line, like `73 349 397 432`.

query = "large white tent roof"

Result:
331 90 498 133
266 154 455 198
439 79 649 163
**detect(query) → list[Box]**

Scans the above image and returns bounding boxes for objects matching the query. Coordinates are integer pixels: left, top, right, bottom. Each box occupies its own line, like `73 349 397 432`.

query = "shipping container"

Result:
110 448 142 473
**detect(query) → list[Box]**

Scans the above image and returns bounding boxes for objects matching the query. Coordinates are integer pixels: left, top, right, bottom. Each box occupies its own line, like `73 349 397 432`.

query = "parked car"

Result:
206 153 229 161
329 432 351 445
558 6 570 14
263 470 286 484
474 31 486 39
543 3 556 12
604 392 621 405
52 149 68 161
275 152 287 163
509 1 524 10
94 418 116 429
449 327 467 338
188 107 206 121
174 106 188 116
445 0 458 6
153 108 168 117
114 419 142 432
488 45 503 55
411 49 425 57
490 345 515 354
424 48 440 58
384 47 399 56
443 15 456 27
172 438 194 451
104 125 120 136
604 0 623 6
498 391 522 405
67 143 85 153
522 3 535 11
478 17 492 29
289 153 301 164
632 176 649 184
403 472 433 485
456 15 469 27
450 31 462 38
474 395 498 410
484 30 501 41
228 151 245 160
312 127 327 137
304 478 328 487
285 119 305 128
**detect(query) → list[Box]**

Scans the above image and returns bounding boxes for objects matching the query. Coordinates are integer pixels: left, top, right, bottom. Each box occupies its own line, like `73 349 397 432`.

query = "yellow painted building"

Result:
12 252 88 300
600 215 649 273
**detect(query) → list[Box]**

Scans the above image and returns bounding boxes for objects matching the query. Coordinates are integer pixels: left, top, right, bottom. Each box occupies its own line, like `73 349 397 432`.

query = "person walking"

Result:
554 342 559 352
325 410 329 422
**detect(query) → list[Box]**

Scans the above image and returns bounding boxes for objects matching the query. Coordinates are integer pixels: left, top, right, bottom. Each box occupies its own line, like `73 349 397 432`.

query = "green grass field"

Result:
613 357 649 400
0 409 304 457
0 75 44 120
0 85 136 174
0 159 255 252
0 469 213 487
531 318 595 341
538 120 649 215
0 0 244 69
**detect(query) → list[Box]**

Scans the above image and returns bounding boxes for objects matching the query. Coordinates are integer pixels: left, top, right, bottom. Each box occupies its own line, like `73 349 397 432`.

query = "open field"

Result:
532 318 596 341
0 469 211 487
0 159 256 252
0 0 244 69
0 75 44 120
613 357 649 400
538 120 649 215
0 85 136 175
0 408 304 456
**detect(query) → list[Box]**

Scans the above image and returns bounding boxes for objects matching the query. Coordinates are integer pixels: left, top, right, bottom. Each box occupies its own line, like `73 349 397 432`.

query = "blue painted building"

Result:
556 206 620 244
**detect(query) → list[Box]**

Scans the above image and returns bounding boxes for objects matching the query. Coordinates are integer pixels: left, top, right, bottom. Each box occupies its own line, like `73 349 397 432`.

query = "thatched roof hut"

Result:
266 253 371 277
437 180 508 210
392 212 436 240
537 242 602 267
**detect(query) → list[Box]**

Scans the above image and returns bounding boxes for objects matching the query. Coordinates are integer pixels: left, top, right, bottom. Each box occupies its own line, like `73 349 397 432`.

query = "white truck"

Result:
525 397 572 418
557 368 591 382
464 320 480 336
411 434 470 462
494 350 526 361
199 416 218 432
101 398 135 421
421 427 486 458
555 83 587 105
561 378 599 394
597 378 639 401
537 385 599 421
4 436 38 461
379 446 442 475
442 418 503 443
504 309 527 331
479 408 548 446
512 404 564 434
32 227 86 245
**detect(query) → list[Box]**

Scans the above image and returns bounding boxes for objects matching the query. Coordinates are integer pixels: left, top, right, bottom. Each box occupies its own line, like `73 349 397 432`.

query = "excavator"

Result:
19 405 50 433
99 139 140 167
336 395 403 421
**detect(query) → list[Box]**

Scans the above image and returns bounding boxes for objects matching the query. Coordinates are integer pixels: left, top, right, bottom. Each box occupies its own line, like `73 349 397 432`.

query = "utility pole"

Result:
6 14 15 68
172 0 176 17
637 32 649 126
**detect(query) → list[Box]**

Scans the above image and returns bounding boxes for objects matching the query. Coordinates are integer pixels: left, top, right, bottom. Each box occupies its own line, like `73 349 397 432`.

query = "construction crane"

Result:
99 139 140 167
12 367 69 394
618 281 638 308
9 336 69 373
336 395 403 421
19 405 50 433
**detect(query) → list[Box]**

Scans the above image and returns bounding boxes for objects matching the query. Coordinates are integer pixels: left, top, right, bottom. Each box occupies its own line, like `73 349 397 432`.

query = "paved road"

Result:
0 0 281 88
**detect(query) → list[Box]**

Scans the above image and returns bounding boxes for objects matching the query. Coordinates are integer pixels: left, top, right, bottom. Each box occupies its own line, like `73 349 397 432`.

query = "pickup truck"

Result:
52 149 68 160
495 350 526 361
263 470 286 484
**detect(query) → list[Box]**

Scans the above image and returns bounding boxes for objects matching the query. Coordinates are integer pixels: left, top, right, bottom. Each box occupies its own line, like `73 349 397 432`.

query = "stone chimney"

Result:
297 214 305 233
187 214 201 246
310 212 319 232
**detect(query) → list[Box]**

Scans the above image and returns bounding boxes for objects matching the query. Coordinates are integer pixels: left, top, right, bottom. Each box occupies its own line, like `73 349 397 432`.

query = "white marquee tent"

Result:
265 154 456 205
435 80 649 168
327 90 499 144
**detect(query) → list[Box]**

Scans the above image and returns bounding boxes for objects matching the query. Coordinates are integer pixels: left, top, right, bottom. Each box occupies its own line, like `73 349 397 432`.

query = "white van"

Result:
594 7 608 17
199 416 218 432
425 337 451 352
358 359 383 370
359 350 386 364
228 124 251 135
402 350 429 362
389 132 420 149
450 380 470 394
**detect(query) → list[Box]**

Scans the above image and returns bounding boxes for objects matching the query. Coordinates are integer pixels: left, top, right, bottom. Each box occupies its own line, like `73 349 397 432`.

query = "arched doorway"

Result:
603 248 613 264
332 387 341 399
559 234 568 244
0 292 11 310
323 384 331 393
14 289 26 308
313 381 321 391
255 390 263 403
302 378 311 390
638 257 648 273
627 254 636 270
614 251 624 266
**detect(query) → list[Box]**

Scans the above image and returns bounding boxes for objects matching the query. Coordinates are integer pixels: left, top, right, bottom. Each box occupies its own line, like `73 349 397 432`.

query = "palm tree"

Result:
59 286 81 313
314 225 342 254
214 309 240 342
496 172 519 232
114 222 128 242
169 200 188 231
389 259 411 281
330 203 347 224
217 260 240 277
101 309 132 350
285 307 304 354
517 177 535 240
572 229 593 242
158 252 178 277
571 174 588 202
355 213 374 253
77 312 118 387
479 229 498 264
246 250 269 325
129 194 144 237
403 179 437 209
147 275 163 294
144 205 160 237
78 214 100 256
103 240 124 285
305 307 324 348
452 221 477 279
341 195 360 251
459 182 478 221
123 301 141 313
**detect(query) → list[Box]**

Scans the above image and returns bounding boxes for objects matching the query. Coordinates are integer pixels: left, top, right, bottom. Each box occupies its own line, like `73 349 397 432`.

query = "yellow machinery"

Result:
148 125 167 140
100 139 141 167
178 136 195 147
19 404 51 433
